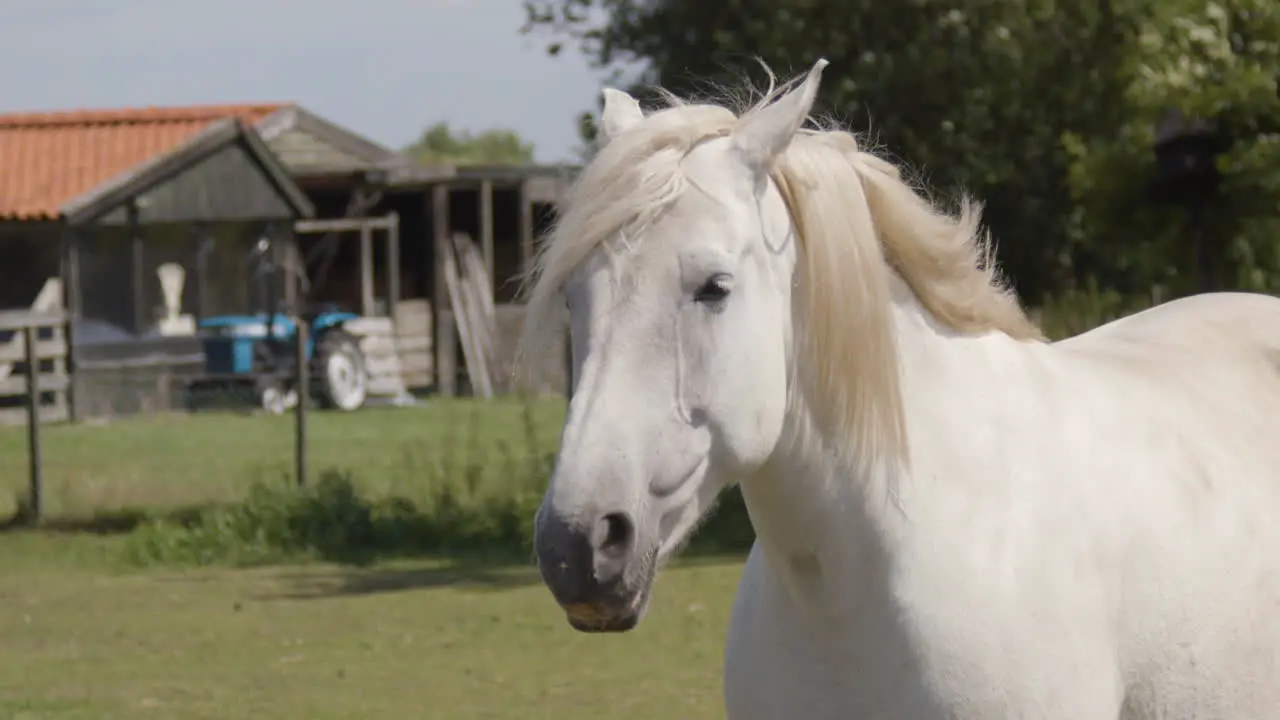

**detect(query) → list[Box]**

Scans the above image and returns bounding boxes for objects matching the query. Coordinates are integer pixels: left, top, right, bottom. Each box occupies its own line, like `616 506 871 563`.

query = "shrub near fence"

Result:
120 401 754 567
0 396 754 567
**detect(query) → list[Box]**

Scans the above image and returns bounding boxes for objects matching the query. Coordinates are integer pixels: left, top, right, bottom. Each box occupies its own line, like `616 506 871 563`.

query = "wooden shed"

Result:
0 104 317 420
246 110 573 398
0 100 573 417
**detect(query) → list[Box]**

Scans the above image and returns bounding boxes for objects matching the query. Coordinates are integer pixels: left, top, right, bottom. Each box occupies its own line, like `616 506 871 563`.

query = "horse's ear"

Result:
732 58 828 174
597 88 644 148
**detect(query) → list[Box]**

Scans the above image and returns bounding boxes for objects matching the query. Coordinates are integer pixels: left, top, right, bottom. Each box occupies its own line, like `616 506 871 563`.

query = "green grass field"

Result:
0 399 566 522
0 534 741 719
0 401 746 719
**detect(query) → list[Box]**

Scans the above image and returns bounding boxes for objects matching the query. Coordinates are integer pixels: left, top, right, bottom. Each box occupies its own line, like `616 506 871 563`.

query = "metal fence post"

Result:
294 322 309 488
23 325 43 524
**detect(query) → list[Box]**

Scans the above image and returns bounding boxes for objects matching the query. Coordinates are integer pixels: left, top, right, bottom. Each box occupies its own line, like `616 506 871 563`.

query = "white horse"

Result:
518 58 1280 719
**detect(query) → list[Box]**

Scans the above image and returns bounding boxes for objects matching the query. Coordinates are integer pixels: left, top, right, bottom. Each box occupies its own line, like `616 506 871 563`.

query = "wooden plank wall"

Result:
375 294 569 398
491 303 567 397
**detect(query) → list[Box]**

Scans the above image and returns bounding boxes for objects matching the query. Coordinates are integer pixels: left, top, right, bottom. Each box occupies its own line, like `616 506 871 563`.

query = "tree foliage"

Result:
524 0 1280 305
1064 0 1280 295
403 122 536 166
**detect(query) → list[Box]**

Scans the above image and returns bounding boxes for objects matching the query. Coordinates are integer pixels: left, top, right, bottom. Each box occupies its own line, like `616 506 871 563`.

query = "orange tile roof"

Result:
0 102 291 221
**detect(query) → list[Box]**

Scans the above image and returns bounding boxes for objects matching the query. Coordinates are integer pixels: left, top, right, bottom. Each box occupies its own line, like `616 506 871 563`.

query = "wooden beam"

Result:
479 180 495 294
387 212 401 316
281 228 300 313
0 372 70 395
0 336 68 364
294 216 398 234
195 231 212 320
432 184 456 397
359 221 375 316
523 176 562 204
63 228 83 423
63 229 82 324
518 179 535 278
23 325 44 524
129 203 146 334
0 308 68 330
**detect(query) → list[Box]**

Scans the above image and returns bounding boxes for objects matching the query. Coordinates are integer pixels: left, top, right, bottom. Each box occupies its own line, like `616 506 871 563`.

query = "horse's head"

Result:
520 61 830 632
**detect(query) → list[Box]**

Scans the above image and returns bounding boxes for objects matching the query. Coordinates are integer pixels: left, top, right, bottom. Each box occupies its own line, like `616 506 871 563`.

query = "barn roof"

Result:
0 103 288 221
0 101 398 223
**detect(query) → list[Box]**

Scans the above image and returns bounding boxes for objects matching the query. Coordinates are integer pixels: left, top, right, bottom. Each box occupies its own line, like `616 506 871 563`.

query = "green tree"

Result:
523 0 1145 304
403 122 536 166
1063 0 1280 296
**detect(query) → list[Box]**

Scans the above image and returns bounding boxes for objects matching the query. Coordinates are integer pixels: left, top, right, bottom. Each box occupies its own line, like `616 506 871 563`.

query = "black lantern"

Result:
1153 109 1224 204
1152 108 1227 292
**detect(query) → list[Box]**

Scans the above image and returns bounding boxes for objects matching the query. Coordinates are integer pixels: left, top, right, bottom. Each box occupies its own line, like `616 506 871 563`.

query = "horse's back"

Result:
1053 291 1280 718
1055 291 1280 429
1058 290 1280 371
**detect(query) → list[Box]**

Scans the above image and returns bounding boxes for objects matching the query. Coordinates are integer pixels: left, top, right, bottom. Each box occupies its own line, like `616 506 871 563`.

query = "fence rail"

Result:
0 308 69 524
0 309 70 427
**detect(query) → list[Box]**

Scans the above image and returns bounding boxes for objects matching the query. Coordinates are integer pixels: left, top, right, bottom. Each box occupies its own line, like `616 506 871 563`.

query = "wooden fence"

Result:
0 308 69 524
0 309 70 426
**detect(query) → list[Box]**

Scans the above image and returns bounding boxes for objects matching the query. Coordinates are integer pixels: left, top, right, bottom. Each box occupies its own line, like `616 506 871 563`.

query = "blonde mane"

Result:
518 70 1043 469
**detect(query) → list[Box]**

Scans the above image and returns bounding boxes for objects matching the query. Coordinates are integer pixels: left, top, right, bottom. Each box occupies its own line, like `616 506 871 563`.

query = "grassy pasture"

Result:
0 399 747 718
0 399 566 523
0 534 741 720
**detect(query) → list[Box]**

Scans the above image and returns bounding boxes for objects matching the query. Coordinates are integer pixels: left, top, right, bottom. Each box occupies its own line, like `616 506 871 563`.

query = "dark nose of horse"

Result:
534 509 637 608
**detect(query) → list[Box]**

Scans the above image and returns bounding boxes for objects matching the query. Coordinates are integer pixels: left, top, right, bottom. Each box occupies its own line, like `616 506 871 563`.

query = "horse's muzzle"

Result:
534 508 653 632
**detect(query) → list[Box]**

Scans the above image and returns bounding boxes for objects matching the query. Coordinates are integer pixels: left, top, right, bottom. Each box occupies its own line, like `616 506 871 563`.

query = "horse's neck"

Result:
743 275 1036 614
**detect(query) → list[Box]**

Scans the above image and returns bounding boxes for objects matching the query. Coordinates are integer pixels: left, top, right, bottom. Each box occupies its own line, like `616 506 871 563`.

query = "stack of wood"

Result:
343 316 411 401
442 232 500 399
392 299 433 389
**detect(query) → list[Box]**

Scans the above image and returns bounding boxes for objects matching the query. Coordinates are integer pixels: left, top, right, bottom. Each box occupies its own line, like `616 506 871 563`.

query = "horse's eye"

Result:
694 274 732 304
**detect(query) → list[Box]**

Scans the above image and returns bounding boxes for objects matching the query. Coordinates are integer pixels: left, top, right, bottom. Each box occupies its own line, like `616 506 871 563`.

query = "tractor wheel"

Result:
314 329 368 411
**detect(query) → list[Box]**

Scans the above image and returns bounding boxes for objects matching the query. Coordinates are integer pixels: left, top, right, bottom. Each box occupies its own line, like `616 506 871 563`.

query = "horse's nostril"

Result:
595 512 635 559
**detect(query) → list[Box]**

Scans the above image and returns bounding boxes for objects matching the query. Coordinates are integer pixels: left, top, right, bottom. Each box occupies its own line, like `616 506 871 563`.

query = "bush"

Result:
121 467 754 568
118 393 756 568
122 467 549 567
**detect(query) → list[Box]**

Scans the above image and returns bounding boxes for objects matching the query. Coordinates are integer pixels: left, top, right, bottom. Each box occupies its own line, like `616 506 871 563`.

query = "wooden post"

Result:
23 325 43 525
129 203 146 334
284 230 300 316
360 221 375 316
387 213 401 315
294 321 309 488
432 183 456 397
63 228 83 423
195 231 212 319
282 230 299 313
479 180 495 293
518 179 535 277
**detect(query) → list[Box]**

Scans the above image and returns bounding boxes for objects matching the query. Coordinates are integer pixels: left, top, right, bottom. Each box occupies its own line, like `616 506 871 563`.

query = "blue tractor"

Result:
192 239 370 414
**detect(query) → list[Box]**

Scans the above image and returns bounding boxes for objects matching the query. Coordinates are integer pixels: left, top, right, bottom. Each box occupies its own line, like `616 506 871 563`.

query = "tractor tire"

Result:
314 329 368 411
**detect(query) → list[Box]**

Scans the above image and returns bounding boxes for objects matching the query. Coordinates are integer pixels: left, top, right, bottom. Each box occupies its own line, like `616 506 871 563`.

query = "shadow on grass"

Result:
256 551 748 602
259 560 543 600
0 504 213 536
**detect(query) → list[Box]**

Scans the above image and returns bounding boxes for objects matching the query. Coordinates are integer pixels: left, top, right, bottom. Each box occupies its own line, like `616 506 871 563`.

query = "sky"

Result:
0 0 619 163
